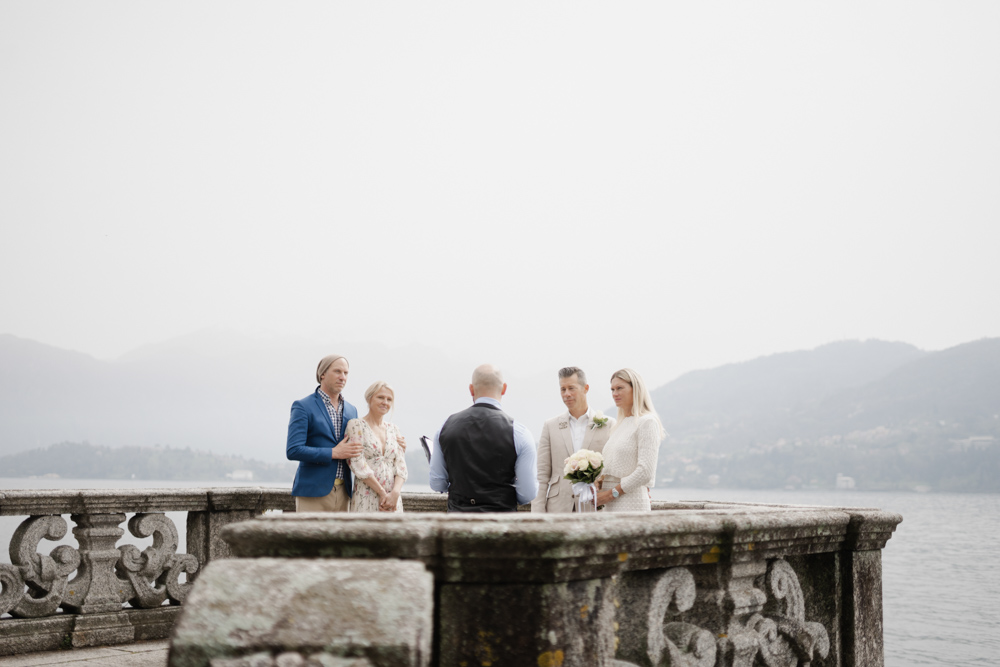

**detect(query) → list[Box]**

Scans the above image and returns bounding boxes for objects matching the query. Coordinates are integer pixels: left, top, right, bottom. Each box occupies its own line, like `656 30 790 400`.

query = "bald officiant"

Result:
429 364 538 513
532 366 616 513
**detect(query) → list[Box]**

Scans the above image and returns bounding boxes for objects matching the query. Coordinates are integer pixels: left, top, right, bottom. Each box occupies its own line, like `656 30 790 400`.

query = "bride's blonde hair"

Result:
610 368 666 438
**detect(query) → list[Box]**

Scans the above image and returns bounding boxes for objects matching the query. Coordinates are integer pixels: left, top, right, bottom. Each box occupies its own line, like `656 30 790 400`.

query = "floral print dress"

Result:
346 418 407 513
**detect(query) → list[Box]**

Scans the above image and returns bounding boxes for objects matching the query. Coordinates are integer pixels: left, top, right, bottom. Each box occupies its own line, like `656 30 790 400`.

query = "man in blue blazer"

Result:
286 354 362 512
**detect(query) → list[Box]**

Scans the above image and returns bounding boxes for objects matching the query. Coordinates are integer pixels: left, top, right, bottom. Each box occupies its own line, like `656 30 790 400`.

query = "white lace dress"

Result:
600 415 662 512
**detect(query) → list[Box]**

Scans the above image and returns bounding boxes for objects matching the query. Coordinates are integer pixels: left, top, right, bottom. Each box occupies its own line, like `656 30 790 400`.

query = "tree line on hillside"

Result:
657 430 1000 492
648 338 1000 492
0 442 297 482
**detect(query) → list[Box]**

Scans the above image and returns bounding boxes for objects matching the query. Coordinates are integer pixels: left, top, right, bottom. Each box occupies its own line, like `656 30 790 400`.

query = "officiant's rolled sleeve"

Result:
512 422 538 505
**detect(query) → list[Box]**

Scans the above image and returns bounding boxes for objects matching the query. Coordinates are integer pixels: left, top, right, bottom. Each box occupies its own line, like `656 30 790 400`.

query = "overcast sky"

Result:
2 2 998 388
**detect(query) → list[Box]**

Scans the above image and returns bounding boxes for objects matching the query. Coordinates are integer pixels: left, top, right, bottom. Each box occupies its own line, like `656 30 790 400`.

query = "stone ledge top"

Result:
222 503 901 584
0 487 295 516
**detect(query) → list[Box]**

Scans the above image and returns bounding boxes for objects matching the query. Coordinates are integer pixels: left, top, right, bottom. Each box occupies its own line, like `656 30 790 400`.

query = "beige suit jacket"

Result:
531 410 615 513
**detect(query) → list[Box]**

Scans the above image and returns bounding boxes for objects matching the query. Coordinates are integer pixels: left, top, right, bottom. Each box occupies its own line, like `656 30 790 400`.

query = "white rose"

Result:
586 451 603 468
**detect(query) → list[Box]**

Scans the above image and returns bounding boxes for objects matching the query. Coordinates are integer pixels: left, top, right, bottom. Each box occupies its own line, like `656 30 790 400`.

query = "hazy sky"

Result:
2 2 998 387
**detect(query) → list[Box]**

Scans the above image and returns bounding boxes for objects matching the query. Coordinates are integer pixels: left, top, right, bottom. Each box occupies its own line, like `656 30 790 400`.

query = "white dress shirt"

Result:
568 407 592 452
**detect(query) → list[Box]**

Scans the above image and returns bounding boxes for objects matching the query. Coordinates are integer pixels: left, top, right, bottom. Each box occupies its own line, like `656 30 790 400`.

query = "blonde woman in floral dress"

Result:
595 368 666 512
345 381 408 513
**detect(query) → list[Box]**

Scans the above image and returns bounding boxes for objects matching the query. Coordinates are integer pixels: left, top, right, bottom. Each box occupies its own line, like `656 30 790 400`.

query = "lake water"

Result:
2 478 997 666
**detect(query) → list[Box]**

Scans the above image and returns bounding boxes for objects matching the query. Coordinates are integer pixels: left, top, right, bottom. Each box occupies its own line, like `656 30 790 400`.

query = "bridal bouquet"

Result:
563 450 604 512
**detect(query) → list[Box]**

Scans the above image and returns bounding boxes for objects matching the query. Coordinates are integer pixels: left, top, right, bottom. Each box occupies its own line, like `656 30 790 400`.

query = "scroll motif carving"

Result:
646 568 716 667
0 563 25 616
4 516 81 618
116 513 199 607
752 559 830 667
614 559 829 667
613 566 717 667
1 512 201 620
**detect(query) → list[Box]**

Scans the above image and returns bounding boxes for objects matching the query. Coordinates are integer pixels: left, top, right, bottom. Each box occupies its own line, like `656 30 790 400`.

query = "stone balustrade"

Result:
0 487 295 656
169 495 902 667
1 489 902 666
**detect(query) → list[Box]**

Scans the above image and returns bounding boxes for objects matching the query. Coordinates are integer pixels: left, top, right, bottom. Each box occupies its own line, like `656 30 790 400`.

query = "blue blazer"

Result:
286 388 359 498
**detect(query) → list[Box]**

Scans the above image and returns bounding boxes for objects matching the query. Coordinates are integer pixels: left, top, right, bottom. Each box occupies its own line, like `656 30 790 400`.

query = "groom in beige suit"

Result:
532 366 616 513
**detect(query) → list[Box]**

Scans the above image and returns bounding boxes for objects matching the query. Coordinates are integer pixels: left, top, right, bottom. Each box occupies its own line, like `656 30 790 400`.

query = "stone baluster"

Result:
61 513 127 614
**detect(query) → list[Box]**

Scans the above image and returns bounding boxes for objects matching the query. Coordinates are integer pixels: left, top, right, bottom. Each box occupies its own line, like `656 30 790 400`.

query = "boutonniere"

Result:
558 421 569 429
590 411 609 430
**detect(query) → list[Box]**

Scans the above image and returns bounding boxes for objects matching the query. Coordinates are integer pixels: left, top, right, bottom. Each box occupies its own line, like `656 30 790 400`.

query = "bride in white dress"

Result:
595 368 666 512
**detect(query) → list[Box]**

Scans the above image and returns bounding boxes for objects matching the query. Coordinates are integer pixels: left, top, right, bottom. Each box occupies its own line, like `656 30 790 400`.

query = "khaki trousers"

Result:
295 479 350 512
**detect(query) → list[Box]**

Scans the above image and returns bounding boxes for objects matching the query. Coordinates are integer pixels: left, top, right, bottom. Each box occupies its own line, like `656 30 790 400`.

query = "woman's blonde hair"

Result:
610 368 666 438
364 381 395 410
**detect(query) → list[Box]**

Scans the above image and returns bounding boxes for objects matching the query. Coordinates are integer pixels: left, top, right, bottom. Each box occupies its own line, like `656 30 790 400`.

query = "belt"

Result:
334 478 344 487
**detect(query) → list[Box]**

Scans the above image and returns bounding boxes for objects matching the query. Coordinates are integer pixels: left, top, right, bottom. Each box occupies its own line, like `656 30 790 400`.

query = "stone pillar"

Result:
186 510 257 569
841 550 886 667
186 488 276 573
839 508 899 667
63 513 127 614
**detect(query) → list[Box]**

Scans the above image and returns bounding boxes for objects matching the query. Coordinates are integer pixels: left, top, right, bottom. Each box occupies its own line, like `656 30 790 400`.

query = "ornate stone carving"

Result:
3 515 81 618
615 559 828 667
614 567 717 667
724 559 830 667
751 559 830 667
61 513 127 613
0 512 201 619
116 513 199 607
646 568 716 667
0 563 25 616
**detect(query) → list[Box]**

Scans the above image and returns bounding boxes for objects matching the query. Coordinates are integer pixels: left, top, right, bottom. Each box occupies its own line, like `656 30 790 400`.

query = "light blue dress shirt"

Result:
429 397 539 505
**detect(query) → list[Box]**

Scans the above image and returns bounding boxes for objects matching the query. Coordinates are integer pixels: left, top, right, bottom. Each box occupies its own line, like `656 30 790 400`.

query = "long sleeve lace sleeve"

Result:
346 419 373 480
619 417 661 494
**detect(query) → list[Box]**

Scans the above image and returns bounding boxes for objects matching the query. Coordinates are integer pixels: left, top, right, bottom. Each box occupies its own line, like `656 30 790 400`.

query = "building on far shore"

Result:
835 473 856 490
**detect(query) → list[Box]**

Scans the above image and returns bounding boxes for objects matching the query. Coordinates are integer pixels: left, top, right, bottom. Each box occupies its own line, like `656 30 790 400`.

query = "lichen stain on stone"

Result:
618 552 628 562
537 649 565 666
475 629 498 666
701 545 722 564
579 604 590 620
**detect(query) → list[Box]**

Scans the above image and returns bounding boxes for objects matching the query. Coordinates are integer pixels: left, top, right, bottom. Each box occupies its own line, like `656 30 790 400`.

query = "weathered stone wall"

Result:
168 500 900 667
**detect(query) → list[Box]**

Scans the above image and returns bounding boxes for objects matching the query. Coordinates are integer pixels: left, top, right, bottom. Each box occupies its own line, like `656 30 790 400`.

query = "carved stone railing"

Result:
169 495 902 667
0 488 295 656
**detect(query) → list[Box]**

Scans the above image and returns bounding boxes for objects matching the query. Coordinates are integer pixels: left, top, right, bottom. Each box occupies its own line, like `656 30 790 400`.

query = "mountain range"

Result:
0 331 565 482
653 338 1000 491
